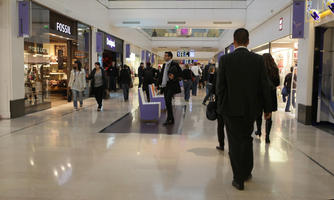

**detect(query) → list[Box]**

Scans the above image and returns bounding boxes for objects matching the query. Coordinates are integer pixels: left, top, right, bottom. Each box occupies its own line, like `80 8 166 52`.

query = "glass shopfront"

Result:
24 3 91 114
252 36 298 113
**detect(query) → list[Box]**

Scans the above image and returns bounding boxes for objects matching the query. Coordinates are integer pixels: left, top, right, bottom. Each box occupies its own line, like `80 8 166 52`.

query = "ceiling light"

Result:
122 21 140 25
213 21 232 25
168 21 186 25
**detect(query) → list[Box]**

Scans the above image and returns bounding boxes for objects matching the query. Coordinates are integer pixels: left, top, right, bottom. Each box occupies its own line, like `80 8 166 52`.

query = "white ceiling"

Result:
97 0 247 29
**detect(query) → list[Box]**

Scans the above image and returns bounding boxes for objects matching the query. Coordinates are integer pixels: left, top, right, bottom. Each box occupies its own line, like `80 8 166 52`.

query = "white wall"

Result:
248 5 292 49
246 0 292 31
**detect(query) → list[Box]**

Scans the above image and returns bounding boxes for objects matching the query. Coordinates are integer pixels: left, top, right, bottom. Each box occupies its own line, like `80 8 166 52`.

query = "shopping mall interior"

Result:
0 0 334 199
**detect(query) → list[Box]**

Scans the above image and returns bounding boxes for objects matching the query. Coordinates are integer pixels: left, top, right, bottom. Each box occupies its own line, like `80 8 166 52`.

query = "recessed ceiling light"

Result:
168 21 186 25
213 21 232 25
122 21 141 25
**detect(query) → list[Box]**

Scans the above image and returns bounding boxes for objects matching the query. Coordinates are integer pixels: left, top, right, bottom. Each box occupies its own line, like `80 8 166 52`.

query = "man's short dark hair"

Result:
165 51 173 59
234 28 249 45
290 67 294 72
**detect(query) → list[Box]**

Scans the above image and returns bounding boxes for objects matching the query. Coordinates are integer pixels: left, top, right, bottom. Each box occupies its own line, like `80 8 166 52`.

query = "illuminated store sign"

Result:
106 36 116 49
56 22 71 35
177 51 195 57
279 17 283 31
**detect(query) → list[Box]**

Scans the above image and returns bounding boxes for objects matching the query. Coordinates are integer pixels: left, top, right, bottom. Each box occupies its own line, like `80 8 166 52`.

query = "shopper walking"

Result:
216 28 272 190
182 64 193 102
159 51 182 125
87 62 107 111
143 62 155 102
191 62 202 96
68 60 86 110
202 67 217 105
110 61 118 92
204 60 215 95
138 62 145 88
255 53 280 143
284 67 297 112
119 64 132 101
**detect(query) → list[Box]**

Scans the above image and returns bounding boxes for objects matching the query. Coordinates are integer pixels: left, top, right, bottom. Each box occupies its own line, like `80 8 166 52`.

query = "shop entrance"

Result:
312 26 334 124
24 34 76 112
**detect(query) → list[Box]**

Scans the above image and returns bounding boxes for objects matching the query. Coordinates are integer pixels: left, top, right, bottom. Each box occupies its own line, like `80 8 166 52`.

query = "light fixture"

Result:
327 0 334 13
309 9 320 21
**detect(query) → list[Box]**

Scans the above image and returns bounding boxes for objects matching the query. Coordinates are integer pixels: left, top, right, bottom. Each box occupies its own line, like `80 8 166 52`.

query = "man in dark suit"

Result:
159 51 182 125
216 28 272 190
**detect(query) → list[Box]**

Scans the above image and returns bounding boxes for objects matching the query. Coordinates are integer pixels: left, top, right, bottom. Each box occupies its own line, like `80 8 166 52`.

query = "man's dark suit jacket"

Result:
216 47 272 120
158 60 182 95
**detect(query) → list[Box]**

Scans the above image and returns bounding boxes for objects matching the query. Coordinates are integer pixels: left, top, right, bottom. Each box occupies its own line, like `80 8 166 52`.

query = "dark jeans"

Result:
164 88 174 122
223 116 254 182
122 84 129 100
138 78 143 88
285 90 296 111
183 80 192 101
94 86 104 108
203 84 213 103
217 114 225 147
110 76 117 92
192 76 199 96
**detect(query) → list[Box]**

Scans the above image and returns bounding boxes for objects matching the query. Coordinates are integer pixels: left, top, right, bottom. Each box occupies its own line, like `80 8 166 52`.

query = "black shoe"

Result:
255 131 262 137
163 120 174 126
202 102 206 106
232 180 244 190
244 174 252 182
216 146 224 151
265 137 270 144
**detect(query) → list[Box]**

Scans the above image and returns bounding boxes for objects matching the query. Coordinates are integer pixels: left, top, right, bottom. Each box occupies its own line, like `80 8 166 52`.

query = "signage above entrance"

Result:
106 36 116 50
56 22 71 35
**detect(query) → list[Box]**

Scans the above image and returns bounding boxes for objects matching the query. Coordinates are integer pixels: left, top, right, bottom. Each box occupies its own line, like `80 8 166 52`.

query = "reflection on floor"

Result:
0 89 334 200
100 105 186 135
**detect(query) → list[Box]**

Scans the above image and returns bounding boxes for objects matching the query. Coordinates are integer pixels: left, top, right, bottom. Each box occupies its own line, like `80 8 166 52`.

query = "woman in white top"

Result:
68 60 86 110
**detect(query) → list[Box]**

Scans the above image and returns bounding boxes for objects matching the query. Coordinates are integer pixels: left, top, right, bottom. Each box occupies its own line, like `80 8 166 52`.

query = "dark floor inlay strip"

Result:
279 136 334 177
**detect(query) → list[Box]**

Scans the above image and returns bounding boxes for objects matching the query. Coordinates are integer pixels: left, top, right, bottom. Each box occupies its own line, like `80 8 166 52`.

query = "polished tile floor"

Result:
0 89 334 200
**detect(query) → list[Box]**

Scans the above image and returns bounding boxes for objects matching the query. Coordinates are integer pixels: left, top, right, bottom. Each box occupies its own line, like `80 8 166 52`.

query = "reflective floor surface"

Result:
0 89 334 200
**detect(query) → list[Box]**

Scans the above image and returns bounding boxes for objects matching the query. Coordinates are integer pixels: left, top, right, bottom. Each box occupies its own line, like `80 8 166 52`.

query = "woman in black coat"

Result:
255 53 280 143
119 64 132 101
87 62 107 111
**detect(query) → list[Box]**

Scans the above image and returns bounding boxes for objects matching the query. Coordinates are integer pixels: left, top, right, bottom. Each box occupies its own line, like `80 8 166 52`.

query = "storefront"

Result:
97 31 123 70
23 2 91 114
249 4 299 115
310 2 334 125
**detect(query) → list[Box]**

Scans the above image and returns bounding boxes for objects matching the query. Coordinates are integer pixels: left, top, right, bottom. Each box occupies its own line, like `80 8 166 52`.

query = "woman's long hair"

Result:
263 53 279 81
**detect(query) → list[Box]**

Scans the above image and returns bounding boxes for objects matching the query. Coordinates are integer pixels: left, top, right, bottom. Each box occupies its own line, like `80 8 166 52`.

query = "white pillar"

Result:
91 27 98 66
296 20 315 124
0 0 25 119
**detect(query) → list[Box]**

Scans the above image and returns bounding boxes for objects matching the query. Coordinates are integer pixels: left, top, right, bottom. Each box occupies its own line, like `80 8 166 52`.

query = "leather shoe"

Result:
216 146 224 151
163 120 174 126
244 174 252 182
232 180 244 190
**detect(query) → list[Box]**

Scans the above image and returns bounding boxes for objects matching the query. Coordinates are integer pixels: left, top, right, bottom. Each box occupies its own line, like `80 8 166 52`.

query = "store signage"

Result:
146 51 151 63
106 36 116 49
141 50 145 61
292 0 305 38
279 17 283 31
56 22 71 35
125 44 130 58
28 46 47 54
96 32 103 53
18 1 30 37
177 51 194 57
